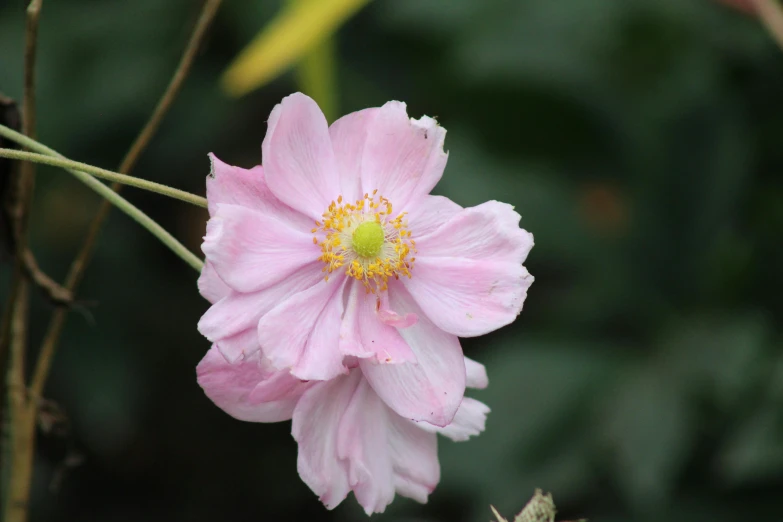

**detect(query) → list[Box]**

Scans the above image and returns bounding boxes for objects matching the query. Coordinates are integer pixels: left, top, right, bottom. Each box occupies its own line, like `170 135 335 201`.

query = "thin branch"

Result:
0 126 204 272
30 0 221 403
118 0 223 176
753 0 783 51
0 93 22 474
3 1 43 521
0 148 208 207
22 249 73 305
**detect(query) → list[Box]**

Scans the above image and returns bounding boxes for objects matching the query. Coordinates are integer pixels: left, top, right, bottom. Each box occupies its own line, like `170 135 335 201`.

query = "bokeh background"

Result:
2 0 783 520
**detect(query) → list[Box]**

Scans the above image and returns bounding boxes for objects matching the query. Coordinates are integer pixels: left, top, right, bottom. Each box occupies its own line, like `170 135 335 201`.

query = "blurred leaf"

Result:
718 407 783 485
221 0 369 97
286 0 339 121
438 338 619 517
658 313 770 411
294 36 338 122
596 364 695 512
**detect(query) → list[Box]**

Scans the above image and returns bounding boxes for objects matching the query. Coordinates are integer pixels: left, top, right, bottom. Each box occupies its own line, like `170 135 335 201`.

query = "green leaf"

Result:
221 0 369 97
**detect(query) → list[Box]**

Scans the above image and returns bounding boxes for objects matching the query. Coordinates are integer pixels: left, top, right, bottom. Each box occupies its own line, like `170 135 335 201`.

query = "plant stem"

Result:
753 0 783 51
0 148 207 207
59 165 204 270
0 126 205 271
3 2 42 522
30 0 222 466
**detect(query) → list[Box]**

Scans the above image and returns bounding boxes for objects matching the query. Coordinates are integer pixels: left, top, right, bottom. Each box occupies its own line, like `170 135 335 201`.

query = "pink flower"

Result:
196 345 490 514
198 93 533 426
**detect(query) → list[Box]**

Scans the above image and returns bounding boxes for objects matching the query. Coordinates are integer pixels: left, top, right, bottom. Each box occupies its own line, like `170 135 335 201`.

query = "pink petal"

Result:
329 108 379 204
337 376 440 514
386 412 440 503
257 277 348 381
197 261 230 304
261 93 340 220
405 257 533 337
465 357 489 389
336 377 396 514
361 101 448 211
292 375 358 510
206 154 313 229
198 263 324 362
406 195 462 238
196 346 309 423
340 281 417 364
294 371 440 514
213 328 258 363
415 397 490 442
377 291 418 328
205 155 266 216
202 203 317 293
361 283 466 427
403 201 534 337
338 281 365 359
415 201 534 262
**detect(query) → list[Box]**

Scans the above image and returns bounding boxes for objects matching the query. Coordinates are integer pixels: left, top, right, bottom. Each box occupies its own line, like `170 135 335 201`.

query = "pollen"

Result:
314 192 415 293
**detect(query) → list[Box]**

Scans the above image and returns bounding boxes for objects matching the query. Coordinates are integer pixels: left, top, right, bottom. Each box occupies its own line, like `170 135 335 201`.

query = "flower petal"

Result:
340 282 417 364
377 291 417 328
257 277 348 381
465 357 489 390
405 201 533 337
202 203 317 293
415 397 490 442
197 261 231 304
336 377 396 514
415 201 534 262
338 280 365 359
198 263 323 362
207 154 313 229
214 328 258 363
405 257 533 337
361 101 448 210
386 413 440 503
205 155 266 216
406 195 462 238
360 283 465 427
329 108 379 204
292 374 358 510
196 346 309 423
261 93 340 220
293 371 441 514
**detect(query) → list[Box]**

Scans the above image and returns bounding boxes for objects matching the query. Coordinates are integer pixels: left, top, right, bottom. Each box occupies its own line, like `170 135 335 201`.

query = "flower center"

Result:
352 221 385 258
313 191 415 293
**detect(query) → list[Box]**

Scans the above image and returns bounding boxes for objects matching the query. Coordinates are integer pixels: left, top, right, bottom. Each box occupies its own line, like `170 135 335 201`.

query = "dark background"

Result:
2 0 783 520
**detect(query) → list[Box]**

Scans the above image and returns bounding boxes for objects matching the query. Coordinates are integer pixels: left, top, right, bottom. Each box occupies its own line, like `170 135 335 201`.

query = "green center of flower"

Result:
351 221 385 258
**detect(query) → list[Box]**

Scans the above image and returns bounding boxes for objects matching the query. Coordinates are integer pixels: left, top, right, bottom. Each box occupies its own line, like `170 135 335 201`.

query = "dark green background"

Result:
2 0 782 520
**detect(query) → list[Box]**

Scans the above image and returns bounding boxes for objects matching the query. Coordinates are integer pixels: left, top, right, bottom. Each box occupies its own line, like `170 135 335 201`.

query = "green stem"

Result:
0 125 204 272
0 148 207 208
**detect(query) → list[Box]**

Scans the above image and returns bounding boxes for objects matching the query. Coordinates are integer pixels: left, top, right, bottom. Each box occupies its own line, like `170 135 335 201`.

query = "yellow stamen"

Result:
312 192 415 293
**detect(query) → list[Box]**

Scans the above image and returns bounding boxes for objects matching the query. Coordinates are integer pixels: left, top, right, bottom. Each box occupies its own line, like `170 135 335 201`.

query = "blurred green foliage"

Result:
1 0 782 521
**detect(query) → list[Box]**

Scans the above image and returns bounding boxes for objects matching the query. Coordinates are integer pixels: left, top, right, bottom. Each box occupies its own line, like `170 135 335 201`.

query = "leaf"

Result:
221 0 370 98
718 406 783 486
597 365 695 512
437 339 618 516
285 0 339 122
658 313 770 411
